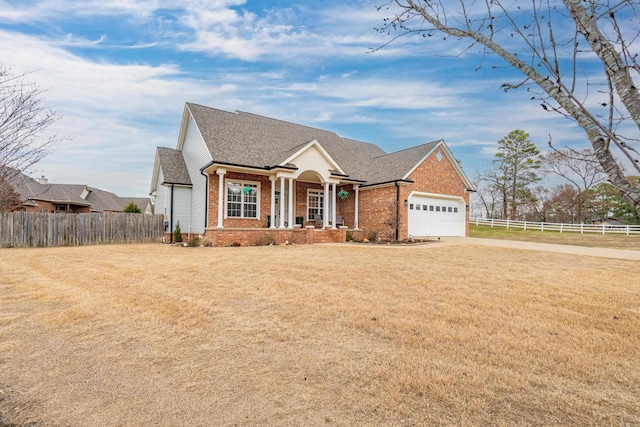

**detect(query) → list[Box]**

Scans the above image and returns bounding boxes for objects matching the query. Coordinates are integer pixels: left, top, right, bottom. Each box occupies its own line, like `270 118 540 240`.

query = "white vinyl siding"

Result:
153 169 167 217
181 115 213 234
172 186 192 232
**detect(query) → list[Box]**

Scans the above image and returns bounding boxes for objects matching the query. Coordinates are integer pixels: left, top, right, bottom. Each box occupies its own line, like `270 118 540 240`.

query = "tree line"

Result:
473 130 640 224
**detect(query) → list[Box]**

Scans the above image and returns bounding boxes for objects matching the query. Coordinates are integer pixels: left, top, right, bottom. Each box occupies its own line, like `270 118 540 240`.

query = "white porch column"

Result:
323 182 330 228
269 176 276 228
331 182 337 229
279 176 286 228
354 185 360 230
288 178 294 229
216 169 226 228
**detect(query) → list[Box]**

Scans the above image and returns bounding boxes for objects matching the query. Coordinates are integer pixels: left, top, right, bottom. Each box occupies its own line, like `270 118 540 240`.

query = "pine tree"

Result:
173 221 182 243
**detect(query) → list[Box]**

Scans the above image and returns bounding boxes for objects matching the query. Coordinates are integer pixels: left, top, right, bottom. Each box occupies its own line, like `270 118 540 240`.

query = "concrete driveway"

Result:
440 237 640 261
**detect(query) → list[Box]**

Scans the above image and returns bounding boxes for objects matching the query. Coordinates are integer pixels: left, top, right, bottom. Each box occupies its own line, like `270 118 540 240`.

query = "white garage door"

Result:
407 195 465 237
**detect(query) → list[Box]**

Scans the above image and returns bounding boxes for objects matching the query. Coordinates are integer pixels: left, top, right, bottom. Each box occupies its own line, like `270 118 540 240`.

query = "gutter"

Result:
359 178 413 189
170 184 174 243
395 182 400 241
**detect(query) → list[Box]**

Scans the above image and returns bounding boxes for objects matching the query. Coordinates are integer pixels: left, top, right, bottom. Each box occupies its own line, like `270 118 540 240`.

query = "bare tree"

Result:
375 0 640 215
0 65 62 183
540 148 606 221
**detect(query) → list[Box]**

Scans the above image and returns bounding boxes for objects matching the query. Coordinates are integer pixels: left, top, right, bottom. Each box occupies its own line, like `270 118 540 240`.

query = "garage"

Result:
407 193 466 237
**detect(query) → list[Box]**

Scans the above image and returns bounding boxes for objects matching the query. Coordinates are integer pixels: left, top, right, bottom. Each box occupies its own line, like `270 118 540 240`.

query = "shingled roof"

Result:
173 103 464 187
155 147 192 185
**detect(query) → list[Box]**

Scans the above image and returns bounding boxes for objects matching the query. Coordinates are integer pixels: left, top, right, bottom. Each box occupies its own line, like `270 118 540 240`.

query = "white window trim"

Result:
225 179 260 219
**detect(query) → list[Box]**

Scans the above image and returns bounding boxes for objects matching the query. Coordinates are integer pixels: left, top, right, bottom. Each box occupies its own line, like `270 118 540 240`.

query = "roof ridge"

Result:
372 140 441 160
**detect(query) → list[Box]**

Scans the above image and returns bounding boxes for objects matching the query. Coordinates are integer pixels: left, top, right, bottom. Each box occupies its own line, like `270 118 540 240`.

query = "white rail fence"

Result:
473 218 640 236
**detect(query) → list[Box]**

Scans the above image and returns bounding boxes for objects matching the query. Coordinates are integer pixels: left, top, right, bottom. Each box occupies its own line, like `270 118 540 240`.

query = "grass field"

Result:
1 242 639 426
470 224 640 250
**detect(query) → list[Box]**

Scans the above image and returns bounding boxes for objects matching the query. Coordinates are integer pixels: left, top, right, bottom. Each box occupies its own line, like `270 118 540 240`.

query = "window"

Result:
448 207 452 213
423 205 428 210
307 190 324 220
454 207 458 213
436 206 440 212
409 203 414 210
415 204 421 210
429 205 434 211
442 206 446 212
226 180 259 218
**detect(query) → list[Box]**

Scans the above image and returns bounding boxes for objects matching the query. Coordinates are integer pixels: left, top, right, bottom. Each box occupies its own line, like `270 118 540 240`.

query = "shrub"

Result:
173 221 182 243
200 237 214 247
366 230 378 242
346 231 353 242
187 236 200 247
256 234 275 246
122 201 142 213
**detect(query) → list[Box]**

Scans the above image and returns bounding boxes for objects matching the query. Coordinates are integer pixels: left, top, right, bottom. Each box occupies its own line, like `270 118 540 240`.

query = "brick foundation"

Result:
203 227 346 247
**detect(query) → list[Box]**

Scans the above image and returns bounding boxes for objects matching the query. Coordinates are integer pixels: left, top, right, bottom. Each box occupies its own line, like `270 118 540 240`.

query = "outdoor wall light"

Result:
404 199 408 206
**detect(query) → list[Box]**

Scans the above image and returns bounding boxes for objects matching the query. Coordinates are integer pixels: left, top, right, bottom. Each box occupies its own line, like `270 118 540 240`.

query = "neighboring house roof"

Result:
5 168 150 212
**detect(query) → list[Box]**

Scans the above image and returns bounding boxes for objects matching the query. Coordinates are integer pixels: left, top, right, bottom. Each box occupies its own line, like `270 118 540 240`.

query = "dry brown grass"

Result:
0 243 639 426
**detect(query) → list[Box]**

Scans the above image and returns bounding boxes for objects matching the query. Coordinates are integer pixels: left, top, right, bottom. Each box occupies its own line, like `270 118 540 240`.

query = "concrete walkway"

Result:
438 237 640 261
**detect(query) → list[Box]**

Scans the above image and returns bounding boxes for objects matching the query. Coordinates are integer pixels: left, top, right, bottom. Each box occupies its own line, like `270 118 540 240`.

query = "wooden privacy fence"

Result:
473 218 640 236
0 212 165 248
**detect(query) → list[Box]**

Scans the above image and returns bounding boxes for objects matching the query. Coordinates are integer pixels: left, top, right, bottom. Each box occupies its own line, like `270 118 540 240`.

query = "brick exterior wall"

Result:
205 228 345 247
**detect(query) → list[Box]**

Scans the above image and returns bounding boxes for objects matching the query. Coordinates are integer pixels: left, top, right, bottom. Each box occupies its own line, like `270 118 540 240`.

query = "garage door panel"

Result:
408 196 464 237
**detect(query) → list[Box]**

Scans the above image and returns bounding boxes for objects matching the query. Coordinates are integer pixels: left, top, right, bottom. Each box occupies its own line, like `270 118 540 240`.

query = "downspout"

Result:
395 182 400 241
200 170 209 232
170 184 175 243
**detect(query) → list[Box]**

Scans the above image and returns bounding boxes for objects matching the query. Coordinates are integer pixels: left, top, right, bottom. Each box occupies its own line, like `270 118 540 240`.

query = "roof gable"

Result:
151 147 192 189
185 103 384 180
279 140 346 177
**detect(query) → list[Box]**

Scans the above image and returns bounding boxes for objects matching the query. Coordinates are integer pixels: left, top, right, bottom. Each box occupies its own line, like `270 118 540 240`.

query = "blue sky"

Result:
0 0 592 197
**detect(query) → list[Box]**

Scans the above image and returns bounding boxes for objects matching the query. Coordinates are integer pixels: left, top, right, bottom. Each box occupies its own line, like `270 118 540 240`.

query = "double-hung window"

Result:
226 180 259 218
307 189 324 220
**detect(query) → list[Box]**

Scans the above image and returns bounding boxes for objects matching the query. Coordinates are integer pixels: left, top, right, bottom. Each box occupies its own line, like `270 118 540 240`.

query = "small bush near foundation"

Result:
173 221 182 243
187 236 200 247
256 234 275 246
346 231 353 242
200 237 214 247
366 230 378 242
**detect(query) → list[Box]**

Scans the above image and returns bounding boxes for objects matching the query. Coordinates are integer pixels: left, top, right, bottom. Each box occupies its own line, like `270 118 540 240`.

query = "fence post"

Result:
627 225 630 236
560 224 563 233
580 223 584 234
523 221 527 230
491 219 494 227
602 224 605 235
541 222 544 232
506 219 510 229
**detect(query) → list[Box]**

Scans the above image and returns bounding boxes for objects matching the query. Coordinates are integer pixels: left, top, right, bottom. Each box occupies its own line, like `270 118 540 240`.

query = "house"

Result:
2 168 152 214
150 102 476 246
